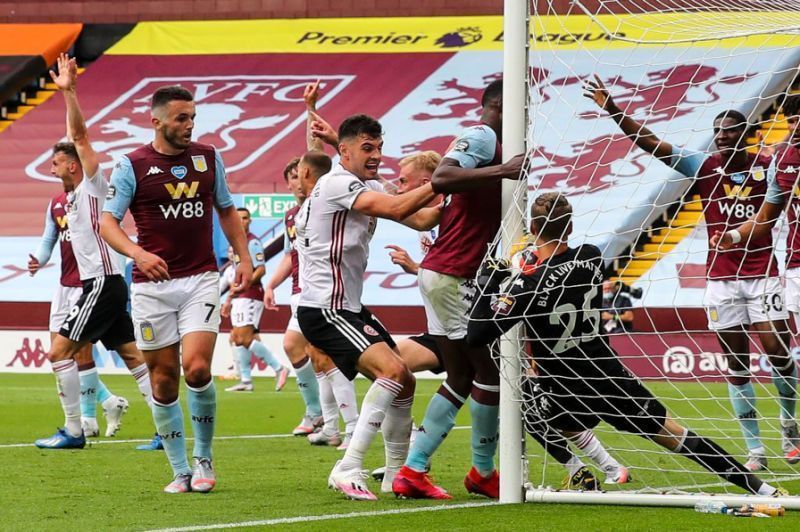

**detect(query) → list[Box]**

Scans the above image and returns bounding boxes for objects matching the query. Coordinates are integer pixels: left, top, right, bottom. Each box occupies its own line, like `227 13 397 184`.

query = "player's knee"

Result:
726 370 750 386
445 372 473 398
283 336 302 363
184 364 212 388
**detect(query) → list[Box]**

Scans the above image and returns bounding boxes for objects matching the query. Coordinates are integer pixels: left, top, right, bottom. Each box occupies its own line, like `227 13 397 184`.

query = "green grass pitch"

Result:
2 373 800 531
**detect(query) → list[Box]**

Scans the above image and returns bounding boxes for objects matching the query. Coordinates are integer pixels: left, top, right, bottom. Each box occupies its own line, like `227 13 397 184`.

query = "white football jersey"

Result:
296 164 381 312
66 169 122 281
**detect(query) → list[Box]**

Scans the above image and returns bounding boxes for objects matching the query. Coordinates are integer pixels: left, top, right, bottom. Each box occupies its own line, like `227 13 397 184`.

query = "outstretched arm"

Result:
431 155 525 193
583 74 674 160
51 53 99 177
351 183 436 222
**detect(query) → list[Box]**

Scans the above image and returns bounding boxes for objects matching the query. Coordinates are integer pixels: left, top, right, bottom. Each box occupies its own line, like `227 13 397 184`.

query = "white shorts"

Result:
704 277 788 330
785 267 800 314
287 292 302 334
231 297 264 328
131 271 220 350
49 285 82 333
418 267 476 340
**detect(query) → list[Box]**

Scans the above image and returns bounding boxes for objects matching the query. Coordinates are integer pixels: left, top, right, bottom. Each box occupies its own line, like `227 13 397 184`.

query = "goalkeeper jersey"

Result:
468 244 624 390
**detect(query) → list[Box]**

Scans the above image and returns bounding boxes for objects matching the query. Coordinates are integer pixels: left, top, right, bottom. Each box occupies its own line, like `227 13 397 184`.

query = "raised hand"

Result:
309 111 339 147
303 79 321 110
49 52 77 92
583 74 617 113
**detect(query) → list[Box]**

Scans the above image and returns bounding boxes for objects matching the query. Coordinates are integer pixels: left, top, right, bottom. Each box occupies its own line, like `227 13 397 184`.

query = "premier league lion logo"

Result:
435 27 483 48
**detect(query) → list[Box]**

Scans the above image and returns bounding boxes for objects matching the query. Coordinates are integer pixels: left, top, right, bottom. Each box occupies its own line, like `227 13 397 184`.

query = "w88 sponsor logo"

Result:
159 201 205 219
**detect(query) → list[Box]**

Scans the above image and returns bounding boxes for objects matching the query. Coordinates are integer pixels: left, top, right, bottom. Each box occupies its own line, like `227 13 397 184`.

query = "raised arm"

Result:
50 53 99 177
304 80 325 152
309 111 340 153
583 74 674 160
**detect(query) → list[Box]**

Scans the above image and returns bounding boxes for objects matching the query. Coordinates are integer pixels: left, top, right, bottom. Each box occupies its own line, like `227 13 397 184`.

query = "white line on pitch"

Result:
0 425 471 449
146 501 501 532
666 475 800 492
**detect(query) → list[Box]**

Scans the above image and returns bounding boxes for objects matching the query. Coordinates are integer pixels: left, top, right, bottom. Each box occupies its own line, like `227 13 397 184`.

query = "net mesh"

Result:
477 0 800 500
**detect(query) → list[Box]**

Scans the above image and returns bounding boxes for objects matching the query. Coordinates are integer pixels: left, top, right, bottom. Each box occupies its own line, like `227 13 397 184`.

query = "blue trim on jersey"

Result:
213 149 234 209
34 200 58 266
248 237 265 267
765 158 784 204
669 145 706 178
444 125 497 169
103 155 136 220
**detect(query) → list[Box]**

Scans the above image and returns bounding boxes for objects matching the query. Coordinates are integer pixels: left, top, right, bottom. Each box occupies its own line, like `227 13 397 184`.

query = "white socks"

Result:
129 363 153 406
568 430 621 472
317 371 339 435
52 359 81 437
339 378 401 471
327 368 359 437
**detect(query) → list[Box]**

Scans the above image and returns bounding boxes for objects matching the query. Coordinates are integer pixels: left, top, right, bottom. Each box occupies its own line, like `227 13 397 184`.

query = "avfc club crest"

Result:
751 166 766 182
191 155 208 173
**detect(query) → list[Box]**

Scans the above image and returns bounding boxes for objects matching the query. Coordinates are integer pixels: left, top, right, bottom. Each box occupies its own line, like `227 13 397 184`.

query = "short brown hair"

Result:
300 150 333 179
399 150 441 174
283 157 300 181
52 142 79 161
531 192 572 242
151 85 193 110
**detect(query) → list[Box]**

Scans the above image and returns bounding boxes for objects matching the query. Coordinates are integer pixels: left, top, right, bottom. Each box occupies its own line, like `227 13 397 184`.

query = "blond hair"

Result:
399 150 441 174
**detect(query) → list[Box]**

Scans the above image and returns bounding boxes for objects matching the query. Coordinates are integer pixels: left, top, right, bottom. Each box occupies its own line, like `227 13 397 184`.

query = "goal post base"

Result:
525 487 800 509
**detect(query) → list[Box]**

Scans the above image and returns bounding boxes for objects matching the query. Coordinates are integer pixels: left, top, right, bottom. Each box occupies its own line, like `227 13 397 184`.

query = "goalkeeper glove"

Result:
476 256 511 290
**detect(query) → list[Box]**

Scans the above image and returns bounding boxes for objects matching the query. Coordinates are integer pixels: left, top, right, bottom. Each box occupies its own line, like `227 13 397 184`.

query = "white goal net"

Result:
481 0 800 508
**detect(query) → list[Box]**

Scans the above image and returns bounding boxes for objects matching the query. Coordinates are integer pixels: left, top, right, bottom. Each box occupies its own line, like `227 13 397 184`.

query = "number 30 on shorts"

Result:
762 293 783 313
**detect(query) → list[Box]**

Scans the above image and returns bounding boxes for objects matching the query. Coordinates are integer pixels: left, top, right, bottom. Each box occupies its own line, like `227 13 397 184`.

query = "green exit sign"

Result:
243 194 297 218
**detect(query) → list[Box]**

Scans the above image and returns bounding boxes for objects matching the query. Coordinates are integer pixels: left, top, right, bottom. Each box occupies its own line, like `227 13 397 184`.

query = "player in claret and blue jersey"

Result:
101 85 253 494
586 76 800 471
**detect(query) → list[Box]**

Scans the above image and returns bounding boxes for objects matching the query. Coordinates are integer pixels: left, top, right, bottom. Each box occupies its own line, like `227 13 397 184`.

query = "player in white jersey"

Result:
296 114 439 500
28 195 132 439
34 54 153 450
